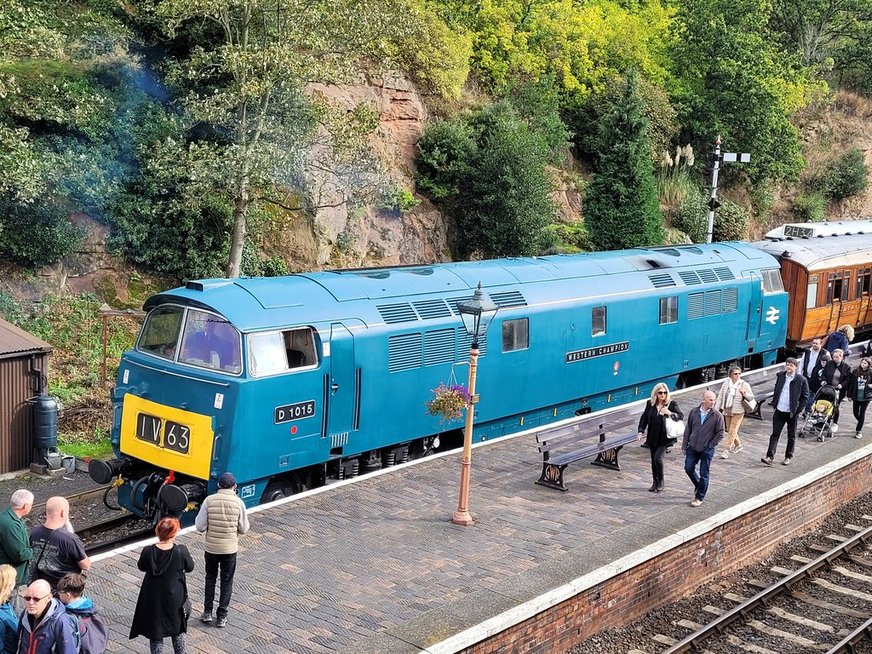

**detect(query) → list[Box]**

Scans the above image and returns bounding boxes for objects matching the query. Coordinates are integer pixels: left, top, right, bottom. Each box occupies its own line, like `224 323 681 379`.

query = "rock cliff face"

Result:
302 75 451 269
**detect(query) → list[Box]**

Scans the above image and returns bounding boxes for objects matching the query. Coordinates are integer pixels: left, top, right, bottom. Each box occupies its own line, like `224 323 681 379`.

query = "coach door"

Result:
324 323 358 451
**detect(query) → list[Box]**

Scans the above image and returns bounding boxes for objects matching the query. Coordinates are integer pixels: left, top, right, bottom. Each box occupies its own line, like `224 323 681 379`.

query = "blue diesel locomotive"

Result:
90 243 787 519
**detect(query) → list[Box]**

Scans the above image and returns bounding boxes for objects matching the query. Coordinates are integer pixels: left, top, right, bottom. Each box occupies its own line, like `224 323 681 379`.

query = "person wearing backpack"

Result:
57 574 107 654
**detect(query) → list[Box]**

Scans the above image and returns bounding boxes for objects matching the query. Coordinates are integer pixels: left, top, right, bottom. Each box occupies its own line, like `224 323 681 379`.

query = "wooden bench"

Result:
535 422 638 492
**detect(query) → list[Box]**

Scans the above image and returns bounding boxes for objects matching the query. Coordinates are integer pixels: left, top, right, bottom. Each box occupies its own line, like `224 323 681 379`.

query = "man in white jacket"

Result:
195 472 250 628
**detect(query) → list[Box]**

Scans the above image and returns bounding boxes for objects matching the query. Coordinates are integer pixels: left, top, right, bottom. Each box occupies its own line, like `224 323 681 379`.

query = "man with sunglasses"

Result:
16 578 77 654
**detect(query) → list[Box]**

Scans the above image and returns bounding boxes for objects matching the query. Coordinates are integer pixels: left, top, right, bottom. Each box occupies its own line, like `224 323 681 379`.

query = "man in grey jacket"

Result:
682 390 725 508
195 472 250 628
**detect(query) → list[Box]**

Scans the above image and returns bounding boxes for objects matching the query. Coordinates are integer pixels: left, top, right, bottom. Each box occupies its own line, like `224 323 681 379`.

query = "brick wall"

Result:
461 455 872 653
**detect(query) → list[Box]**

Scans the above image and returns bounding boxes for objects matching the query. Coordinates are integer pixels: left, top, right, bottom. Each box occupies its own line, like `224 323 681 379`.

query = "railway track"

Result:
81 514 153 556
652 520 872 654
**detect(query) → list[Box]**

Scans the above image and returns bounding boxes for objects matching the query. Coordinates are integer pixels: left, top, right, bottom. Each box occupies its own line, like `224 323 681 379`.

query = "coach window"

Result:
659 297 678 324
857 269 872 299
592 306 607 336
501 318 529 352
248 327 318 376
761 269 784 294
826 271 849 303
807 274 819 309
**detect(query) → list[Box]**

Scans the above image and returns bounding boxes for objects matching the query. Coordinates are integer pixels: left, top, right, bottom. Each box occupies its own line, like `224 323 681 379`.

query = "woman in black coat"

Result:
848 357 872 438
130 517 195 654
637 382 683 493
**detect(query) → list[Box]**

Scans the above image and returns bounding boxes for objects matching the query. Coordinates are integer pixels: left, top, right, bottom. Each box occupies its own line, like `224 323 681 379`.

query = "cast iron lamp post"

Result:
452 282 498 526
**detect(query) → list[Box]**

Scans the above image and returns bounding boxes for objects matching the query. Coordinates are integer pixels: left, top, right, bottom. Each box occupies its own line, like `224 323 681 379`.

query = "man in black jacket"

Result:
762 358 810 467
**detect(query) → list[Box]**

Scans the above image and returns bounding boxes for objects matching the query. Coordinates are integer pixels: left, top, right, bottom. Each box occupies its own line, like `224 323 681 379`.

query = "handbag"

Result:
741 386 757 413
664 416 684 441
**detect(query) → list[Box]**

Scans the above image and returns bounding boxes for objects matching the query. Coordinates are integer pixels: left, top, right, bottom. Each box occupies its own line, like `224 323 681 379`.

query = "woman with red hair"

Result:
129 517 195 654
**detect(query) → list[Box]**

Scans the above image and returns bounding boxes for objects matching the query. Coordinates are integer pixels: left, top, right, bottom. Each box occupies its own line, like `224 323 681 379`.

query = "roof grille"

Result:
489 290 527 308
648 273 675 288
698 269 718 284
679 271 702 285
413 299 451 320
714 267 735 281
377 303 418 324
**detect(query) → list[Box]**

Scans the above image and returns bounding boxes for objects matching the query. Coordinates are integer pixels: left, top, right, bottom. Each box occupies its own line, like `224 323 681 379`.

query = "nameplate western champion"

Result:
565 341 629 363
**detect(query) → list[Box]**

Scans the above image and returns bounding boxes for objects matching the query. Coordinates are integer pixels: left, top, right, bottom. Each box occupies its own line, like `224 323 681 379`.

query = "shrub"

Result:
792 192 827 222
0 194 83 266
819 148 868 200
715 199 750 241
671 187 748 242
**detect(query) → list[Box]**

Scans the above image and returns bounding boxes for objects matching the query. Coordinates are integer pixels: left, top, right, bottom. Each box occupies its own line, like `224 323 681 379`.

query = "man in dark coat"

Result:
682 390 725 507
0 489 33 589
17 579 77 654
762 358 810 467
800 337 829 415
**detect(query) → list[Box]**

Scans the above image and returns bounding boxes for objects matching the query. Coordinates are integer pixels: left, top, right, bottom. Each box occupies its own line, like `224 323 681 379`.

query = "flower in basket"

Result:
426 383 472 422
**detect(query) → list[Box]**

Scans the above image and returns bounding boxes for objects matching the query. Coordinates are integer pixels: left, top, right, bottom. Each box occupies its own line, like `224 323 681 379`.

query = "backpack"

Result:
66 611 108 654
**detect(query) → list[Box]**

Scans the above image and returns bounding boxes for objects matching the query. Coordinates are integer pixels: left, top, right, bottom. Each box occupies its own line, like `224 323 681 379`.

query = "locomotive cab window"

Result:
178 310 242 374
761 269 784 294
138 306 184 360
592 306 607 336
249 327 318 376
501 318 529 352
659 297 678 324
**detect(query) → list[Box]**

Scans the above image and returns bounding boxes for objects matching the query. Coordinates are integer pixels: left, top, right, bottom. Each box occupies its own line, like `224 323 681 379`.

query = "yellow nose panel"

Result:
119 394 214 480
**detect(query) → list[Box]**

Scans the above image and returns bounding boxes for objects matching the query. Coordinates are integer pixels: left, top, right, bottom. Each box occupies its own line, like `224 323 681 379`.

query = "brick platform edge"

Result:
448 451 872 654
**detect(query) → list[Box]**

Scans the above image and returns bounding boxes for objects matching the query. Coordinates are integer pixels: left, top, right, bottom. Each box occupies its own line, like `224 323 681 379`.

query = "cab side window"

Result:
592 306 606 336
249 327 318 376
501 318 529 352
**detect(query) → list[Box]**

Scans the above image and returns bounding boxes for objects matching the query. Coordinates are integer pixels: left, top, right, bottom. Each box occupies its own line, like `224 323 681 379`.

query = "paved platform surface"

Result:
87 359 872 654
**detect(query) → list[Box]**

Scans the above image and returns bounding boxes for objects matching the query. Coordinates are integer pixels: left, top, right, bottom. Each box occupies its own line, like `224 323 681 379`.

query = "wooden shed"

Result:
0 318 52 473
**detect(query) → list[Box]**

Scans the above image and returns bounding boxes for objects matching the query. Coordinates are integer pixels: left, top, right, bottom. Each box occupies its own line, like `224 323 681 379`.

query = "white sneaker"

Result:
733 444 744 453
721 450 730 459
831 424 839 433
856 432 863 439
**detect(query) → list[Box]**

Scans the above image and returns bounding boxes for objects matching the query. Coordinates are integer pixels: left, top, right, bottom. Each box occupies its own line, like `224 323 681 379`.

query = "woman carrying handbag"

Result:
715 365 755 458
637 383 683 493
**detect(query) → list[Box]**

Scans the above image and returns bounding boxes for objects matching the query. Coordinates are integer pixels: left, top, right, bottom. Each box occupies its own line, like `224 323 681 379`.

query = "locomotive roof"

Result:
753 230 872 271
146 242 776 331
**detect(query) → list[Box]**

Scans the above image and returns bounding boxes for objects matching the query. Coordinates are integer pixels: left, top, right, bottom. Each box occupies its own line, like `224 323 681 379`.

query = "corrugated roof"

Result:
0 318 52 357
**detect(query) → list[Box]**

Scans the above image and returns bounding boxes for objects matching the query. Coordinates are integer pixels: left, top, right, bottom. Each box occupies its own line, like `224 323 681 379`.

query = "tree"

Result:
670 0 817 183
584 72 663 251
156 0 464 278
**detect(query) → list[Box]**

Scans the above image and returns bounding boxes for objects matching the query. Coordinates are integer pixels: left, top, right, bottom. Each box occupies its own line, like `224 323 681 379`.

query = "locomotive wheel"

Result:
261 474 305 503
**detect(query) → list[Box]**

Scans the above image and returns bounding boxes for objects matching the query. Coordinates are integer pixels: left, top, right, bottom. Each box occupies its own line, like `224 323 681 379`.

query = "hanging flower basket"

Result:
426 383 472 422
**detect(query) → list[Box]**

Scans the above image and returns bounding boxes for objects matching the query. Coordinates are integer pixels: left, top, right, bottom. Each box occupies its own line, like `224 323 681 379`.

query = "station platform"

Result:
89 360 872 654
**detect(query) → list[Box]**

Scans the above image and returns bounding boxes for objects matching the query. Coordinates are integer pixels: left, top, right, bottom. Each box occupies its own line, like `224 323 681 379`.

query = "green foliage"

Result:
0 194 83 266
386 188 421 213
545 222 592 253
817 148 868 200
507 77 572 161
670 0 817 183
441 0 672 98
584 72 663 250
657 144 698 206
792 191 827 222
672 186 750 242
416 102 556 258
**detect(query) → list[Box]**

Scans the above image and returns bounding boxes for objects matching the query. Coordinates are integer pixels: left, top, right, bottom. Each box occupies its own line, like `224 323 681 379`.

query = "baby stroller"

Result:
801 385 837 442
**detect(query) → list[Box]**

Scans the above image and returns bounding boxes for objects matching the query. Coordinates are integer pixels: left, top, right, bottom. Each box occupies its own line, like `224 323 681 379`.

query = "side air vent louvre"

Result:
377 303 418 324
679 271 702 285
688 292 705 319
705 290 722 316
489 291 527 308
648 273 675 288
413 299 451 320
722 287 738 313
424 329 456 366
388 333 422 372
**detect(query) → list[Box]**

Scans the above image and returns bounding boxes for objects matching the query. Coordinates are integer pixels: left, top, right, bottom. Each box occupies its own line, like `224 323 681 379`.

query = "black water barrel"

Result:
33 396 58 450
